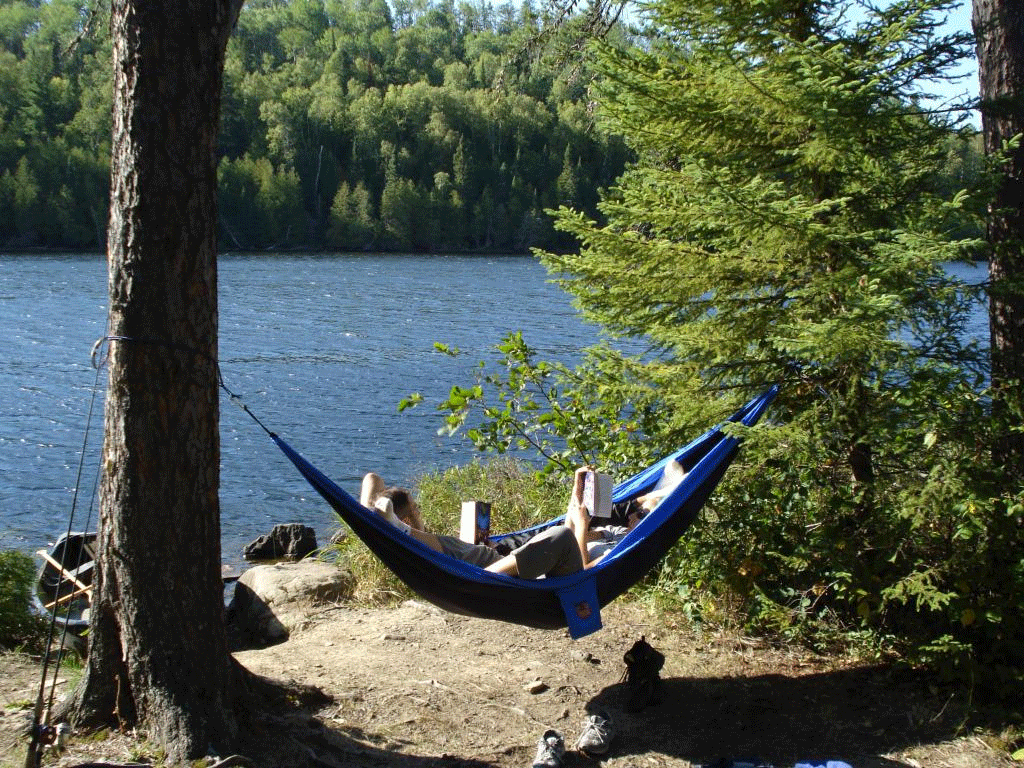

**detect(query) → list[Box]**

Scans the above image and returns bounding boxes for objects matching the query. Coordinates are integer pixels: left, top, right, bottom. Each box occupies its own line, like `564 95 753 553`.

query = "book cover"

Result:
460 500 491 544
582 471 613 518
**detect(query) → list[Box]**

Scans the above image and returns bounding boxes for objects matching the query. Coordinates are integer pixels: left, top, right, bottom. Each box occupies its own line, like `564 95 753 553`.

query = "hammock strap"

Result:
556 579 603 638
95 333 278 438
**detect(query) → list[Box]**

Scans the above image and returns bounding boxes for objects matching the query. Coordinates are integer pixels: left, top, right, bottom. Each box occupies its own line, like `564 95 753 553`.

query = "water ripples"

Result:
2 252 604 565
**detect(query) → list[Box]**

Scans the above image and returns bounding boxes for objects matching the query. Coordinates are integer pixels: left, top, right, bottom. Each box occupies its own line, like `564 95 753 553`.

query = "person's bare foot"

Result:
360 472 386 507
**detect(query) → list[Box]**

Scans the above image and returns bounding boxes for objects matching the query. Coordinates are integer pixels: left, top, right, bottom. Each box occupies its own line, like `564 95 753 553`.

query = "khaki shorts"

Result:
512 525 583 579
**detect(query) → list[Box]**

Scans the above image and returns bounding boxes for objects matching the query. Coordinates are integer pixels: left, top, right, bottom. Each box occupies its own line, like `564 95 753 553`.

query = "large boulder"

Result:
242 523 318 562
227 560 354 648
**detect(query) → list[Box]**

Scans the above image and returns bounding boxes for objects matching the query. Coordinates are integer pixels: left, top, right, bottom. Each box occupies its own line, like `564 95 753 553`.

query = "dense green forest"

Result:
0 0 631 252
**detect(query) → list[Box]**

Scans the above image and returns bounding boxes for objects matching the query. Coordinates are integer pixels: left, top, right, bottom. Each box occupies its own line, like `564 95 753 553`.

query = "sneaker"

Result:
532 729 565 768
575 710 614 756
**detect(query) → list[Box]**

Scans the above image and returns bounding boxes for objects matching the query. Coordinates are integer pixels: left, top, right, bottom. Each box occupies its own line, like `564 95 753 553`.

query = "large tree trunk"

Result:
973 0 1024 479
54 1 245 763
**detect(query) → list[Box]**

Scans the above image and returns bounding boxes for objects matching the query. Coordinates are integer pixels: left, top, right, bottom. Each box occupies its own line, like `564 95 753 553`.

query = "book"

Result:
460 500 491 544
582 470 613 518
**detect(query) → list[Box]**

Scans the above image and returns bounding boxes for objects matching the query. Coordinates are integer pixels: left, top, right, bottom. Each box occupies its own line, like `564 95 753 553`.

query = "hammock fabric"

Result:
273 386 777 638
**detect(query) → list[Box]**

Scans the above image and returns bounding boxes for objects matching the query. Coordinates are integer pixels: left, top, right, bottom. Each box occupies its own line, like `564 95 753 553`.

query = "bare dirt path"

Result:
0 600 1015 768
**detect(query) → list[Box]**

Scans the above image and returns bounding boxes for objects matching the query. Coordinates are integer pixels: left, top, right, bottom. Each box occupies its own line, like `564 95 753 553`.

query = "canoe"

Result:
35 531 96 634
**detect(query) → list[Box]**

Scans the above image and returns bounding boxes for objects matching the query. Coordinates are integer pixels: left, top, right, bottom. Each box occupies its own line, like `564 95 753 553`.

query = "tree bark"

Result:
973 0 1024 479
54 1 246 763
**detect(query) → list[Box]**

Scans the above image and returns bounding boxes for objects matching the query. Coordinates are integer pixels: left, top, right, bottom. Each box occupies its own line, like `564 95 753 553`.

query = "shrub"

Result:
415 457 568 535
0 549 46 651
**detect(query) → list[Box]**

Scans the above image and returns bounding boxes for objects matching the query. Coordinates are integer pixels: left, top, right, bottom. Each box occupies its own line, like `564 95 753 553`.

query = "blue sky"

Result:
626 0 980 125
938 1 980 123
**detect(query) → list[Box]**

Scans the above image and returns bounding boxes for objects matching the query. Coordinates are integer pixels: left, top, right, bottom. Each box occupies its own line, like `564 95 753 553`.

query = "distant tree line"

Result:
0 0 632 253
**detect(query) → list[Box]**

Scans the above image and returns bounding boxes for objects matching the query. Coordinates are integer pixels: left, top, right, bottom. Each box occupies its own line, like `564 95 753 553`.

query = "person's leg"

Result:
491 529 538 556
486 526 583 578
360 472 386 507
528 527 583 577
485 552 520 575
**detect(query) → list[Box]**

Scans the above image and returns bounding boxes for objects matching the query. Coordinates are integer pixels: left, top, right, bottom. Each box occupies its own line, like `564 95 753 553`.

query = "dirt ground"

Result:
0 599 1018 768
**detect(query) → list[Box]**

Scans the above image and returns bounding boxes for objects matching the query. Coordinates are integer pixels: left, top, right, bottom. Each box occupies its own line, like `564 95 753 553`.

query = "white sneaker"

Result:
575 711 614 756
532 729 565 768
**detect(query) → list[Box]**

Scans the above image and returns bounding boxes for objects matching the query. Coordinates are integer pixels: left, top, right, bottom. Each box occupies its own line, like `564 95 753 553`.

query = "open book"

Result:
583 470 614 518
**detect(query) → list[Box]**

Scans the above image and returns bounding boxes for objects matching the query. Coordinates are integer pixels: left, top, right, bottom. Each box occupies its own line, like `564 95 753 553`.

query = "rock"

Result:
227 560 354 648
242 523 318 562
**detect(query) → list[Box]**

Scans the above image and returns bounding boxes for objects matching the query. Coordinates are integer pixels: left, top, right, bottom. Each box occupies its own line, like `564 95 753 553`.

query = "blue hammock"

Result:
272 386 777 638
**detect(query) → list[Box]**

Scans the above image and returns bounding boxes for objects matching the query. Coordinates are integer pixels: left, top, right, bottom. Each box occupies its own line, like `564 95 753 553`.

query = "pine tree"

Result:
328 179 377 248
537 0 988 643
13 156 40 240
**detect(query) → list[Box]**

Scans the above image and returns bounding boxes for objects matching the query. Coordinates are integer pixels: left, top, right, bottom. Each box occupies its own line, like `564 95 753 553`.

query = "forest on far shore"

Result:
1 0 981 254
2 0 637 254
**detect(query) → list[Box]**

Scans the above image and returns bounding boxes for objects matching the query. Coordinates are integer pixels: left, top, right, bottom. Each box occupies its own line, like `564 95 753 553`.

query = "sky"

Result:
625 0 981 126
937 0 980 124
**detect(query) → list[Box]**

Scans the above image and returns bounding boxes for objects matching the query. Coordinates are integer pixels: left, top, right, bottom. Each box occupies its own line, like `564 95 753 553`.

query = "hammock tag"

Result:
556 579 603 638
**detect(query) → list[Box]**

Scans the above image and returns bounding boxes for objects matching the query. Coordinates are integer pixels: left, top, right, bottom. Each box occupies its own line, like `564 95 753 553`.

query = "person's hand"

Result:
373 497 411 533
566 467 593 532
567 495 590 530
572 467 589 505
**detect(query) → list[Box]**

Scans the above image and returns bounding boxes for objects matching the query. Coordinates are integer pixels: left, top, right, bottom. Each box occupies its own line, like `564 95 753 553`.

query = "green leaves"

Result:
2 0 636 252
405 330 664 477
396 391 423 412
0 549 45 651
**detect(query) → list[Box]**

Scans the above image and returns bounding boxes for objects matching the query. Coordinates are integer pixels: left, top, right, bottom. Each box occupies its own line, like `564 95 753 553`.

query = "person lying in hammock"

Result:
360 462 685 579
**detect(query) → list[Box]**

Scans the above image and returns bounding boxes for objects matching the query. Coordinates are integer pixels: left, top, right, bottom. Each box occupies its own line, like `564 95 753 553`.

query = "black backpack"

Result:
622 635 665 683
621 635 666 711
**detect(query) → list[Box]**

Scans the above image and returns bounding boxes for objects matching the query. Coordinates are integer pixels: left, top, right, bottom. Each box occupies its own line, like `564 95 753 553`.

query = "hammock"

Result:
272 386 777 638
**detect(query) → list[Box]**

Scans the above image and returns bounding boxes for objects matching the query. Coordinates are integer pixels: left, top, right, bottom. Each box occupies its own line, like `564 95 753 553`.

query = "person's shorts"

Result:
512 525 583 579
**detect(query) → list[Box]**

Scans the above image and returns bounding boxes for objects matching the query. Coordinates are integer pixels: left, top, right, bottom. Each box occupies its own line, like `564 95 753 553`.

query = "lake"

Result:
1 252 609 566
0 253 990 567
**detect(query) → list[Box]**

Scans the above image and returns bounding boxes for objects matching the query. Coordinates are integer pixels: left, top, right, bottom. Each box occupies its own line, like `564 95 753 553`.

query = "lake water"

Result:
0 253 990 567
1 252 610 566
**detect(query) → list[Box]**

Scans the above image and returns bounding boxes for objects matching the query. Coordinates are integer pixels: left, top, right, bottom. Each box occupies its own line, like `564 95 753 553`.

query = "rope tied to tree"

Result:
92 334 278 437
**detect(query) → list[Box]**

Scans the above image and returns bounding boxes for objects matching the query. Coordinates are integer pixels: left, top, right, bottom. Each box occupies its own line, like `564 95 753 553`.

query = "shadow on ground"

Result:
232 662 990 768
583 664 976 768
232 671 503 768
